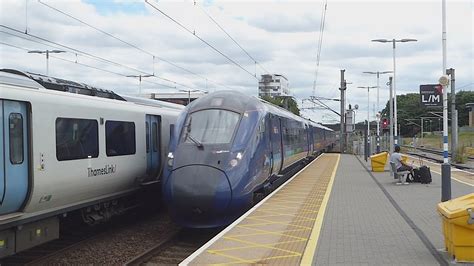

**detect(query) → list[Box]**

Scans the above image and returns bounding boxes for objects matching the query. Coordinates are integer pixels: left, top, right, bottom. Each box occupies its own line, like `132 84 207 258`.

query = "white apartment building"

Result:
258 74 289 97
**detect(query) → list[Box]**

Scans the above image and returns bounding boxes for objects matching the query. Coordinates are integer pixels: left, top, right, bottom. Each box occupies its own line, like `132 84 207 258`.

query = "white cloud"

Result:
0 0 472 123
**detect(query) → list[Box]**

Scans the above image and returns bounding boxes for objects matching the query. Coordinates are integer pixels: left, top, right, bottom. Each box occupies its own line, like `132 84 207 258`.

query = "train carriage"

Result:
0 69 181 258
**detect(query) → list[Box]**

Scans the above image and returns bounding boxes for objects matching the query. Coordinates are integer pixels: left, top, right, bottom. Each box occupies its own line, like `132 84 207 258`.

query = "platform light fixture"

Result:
28 49 66 75
363 70 392 153
126 74 154 96
179 89 200 104
358 86 377 156
371 38 417 146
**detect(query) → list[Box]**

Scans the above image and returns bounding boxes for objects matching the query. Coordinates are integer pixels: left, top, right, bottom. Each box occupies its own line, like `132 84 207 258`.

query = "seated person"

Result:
390 145 413 172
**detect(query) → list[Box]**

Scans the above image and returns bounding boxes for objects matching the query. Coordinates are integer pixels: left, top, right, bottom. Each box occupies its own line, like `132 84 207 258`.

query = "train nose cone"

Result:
168 165 232 227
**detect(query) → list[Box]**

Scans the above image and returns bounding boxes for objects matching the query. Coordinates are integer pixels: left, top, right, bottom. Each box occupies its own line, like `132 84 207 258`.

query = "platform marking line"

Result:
248 213 315 222
300 153 340 264
249 212 316 221
225 228 308 238
275 194 320 198
180 154 327 265
220 236 303 256
210 253 302 265
208 238 306 254
228 225 308 241
269 198 324 206
254 204 321 213
242 217 314 230
205 250 256 264
406 155 473 187
238 220 313 230
259 205 318 213
256 253 302 263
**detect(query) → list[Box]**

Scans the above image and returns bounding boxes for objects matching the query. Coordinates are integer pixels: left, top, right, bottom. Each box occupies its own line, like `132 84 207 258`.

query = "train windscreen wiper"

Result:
184 117 203 148
187 134 204 148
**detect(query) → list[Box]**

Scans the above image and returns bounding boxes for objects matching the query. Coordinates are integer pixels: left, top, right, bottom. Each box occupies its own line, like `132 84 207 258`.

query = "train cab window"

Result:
181 109 240 144
9 113 24 164
56 118 99 161
106 121 136 156
152 122 158 152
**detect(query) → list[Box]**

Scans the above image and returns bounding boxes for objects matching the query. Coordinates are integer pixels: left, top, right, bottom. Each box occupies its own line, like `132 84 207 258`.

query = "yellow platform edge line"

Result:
300 153 341 264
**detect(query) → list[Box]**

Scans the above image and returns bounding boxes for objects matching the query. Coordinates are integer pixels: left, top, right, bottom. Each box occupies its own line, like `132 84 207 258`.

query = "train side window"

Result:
56 118 99 161
105 121 136 156
146 122 150 153
9 113 24 164
152 122 158 152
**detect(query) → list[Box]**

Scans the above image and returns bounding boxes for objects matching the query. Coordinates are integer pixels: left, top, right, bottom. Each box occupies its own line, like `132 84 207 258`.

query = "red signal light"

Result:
382 118 389 129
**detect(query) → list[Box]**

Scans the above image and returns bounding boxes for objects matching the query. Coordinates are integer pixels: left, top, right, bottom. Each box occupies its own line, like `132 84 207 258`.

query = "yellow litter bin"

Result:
437 193 474 262
370 152 388 172
401 155 408 164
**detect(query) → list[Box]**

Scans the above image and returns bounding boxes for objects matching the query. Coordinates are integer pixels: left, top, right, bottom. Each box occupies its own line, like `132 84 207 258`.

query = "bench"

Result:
390 161 410 185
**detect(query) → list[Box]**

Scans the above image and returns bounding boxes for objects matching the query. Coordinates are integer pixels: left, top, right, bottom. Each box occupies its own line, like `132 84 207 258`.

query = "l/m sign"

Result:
420 84 443 107
422 94 440 103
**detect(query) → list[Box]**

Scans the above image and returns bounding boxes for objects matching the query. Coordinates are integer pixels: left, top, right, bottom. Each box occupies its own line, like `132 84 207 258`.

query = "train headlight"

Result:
229 159 238 167
167 152 174 167
229 152 243 168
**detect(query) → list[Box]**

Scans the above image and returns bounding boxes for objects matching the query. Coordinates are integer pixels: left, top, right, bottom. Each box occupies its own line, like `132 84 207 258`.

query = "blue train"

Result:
163 91 336 228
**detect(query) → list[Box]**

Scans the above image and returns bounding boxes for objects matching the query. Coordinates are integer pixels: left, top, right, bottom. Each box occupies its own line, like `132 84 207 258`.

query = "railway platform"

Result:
181 153 474 265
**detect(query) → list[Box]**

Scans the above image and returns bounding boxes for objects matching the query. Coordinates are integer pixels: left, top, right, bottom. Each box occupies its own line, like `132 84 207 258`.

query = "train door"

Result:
145 115 161 178
270 115 283 176
0 100 29 215
306 124 312 155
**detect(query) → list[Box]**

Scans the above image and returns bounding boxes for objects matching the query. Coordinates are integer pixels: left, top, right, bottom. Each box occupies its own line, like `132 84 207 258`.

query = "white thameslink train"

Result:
0 69 182 258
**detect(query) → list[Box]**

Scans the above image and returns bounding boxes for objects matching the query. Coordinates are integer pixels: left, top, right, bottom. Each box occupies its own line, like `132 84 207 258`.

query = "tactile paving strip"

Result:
187 153 340 265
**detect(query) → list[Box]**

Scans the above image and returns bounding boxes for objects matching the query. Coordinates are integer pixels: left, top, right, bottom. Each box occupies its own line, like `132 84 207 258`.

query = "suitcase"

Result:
411 168 422 183
418 165 432 184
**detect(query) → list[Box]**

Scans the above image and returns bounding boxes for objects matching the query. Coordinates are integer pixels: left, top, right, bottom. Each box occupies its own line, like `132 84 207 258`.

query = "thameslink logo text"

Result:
88 165 116 177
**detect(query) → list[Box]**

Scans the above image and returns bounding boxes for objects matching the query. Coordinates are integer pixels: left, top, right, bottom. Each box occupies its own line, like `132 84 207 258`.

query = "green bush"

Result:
454 146 468 164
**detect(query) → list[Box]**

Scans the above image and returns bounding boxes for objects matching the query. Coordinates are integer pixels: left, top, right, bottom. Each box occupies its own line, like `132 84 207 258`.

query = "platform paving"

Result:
313 154 447 265
181 153 473 265
182 154 340 265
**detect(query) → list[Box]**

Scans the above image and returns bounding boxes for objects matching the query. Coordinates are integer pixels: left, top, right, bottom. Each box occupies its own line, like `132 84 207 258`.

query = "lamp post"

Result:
179 89 200 104
28 49 66 75
126 74 154 96
440 0 451 202
363 70 392 153
371 38 417 146
358 86 377 156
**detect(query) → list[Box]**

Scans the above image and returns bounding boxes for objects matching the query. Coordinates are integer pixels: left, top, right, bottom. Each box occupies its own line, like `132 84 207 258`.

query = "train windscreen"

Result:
181 109 240 145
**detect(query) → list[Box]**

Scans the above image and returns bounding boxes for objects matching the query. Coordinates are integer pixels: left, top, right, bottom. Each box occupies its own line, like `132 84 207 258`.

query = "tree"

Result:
261 95 300 116
380 90 474 137
453 91 474 127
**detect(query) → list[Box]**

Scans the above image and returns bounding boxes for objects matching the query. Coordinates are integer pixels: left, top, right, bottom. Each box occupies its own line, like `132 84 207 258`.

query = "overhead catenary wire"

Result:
145 0 258 81
37 0 232 91
312 0 327 97
197 3 270 76
0 25 196 90
0 41 178 90
38 0 235 89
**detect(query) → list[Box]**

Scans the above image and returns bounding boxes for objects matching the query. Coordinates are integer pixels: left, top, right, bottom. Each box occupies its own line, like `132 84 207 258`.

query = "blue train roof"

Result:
187 90 333 131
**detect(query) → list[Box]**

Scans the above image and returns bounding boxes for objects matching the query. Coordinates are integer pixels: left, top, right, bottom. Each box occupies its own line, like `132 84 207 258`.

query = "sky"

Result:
0 0 472 123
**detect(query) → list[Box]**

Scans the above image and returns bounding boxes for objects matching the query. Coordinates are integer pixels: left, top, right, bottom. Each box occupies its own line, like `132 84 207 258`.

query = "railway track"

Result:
401 145 474 160
401 145 474 171
1 206 159 265
125 228 219 265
